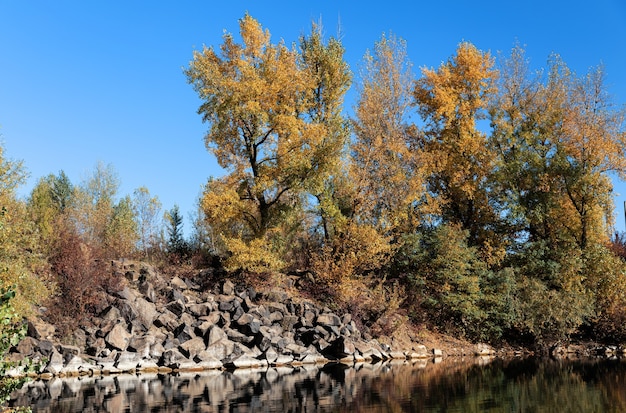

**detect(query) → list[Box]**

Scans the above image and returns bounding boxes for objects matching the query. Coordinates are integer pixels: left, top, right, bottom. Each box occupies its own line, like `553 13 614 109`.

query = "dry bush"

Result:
45 228 122 336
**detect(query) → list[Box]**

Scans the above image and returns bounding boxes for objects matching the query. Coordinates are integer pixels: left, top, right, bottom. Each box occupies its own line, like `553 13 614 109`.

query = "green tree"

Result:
165 205 188 259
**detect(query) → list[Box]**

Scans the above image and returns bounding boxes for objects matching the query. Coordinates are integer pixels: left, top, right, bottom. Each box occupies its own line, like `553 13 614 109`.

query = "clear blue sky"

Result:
1 1 625 234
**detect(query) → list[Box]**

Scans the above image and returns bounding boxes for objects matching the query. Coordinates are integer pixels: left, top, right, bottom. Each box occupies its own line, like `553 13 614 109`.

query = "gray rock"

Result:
316 313 341 327
188 303 211 317
105 323 132 351
179 336 206 359
170 276 188 290
225 355 267 369
222 280 235 295
161 348 188 367
155 310 179 331
204 339 235 361
128 335 154 358
27 318 56 340
43 350 64 375
165 300 185 316
134 297 159 328
138 281 156 303
114 352 141 371
207 326 227 346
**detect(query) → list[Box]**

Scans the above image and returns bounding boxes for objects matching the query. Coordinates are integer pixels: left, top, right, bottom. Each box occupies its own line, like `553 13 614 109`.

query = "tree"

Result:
186 14 350 271
0 144 49 320
351 32 421 235
28 171 74 250
133 186 162 256
105 195 138 258
414 42 500 252
165 205 188 259
70 161 120 249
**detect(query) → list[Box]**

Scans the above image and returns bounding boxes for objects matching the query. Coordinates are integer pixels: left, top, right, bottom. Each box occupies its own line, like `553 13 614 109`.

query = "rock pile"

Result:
9 261 440 378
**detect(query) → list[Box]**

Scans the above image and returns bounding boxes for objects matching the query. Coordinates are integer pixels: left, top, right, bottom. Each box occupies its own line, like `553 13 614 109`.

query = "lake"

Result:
8 356 626 412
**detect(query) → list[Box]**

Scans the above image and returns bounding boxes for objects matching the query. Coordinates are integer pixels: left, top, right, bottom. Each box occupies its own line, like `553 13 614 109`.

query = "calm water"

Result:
8 356 626 412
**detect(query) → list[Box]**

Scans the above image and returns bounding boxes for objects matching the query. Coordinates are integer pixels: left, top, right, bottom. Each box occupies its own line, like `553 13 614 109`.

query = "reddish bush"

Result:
45 228 122 336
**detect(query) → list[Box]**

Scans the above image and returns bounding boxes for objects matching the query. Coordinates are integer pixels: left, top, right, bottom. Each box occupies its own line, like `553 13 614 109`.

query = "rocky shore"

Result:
8 261 498 379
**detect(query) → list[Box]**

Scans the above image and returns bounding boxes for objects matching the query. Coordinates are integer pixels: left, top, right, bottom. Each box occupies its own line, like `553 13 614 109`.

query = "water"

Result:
8 356 626 412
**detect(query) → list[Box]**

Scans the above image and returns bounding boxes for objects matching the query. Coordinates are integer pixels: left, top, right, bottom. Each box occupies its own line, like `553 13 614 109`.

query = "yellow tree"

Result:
414 42 500 252
351 32 422 235
558 63 626 249
186 14 350 271
0 143 49 319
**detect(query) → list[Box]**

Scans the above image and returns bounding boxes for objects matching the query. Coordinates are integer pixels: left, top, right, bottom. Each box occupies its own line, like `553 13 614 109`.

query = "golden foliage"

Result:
187 14 350 272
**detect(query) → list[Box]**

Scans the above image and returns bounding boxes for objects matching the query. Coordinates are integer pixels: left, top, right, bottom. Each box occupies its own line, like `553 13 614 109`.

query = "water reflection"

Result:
9 357 626 412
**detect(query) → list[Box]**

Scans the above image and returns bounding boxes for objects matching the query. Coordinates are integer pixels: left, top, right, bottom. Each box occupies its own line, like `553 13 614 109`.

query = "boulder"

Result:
161 348 188 368
27 318 56 341
179 336 206 359
165 300 185 317
170 276 188 290
114 352 141 371
105 323 132 351
133 297 159 329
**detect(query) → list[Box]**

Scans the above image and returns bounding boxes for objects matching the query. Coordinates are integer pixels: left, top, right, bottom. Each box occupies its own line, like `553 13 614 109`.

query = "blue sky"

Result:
1 1 625 234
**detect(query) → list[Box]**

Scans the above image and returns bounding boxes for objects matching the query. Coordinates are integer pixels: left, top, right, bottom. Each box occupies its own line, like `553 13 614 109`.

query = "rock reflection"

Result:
10 357 626 412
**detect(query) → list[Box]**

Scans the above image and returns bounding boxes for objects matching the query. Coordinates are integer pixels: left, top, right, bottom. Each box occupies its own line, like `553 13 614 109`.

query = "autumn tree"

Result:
312 33 420 294
490 45 626 343
185 14 350 272
133 186 162 256
351 32 421 234
0 143 49 320
68 162 139 258
28 171 74 250
414 42 501 255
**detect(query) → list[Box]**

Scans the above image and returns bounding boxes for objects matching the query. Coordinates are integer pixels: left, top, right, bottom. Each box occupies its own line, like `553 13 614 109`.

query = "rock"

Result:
165 300 185 317
432 348 443 356
475 343 495 356
155 310 179 331
60 355 87 375
161 348 188 367
14 336 38 357
264 347 278 364
27 318 55 340
222 280 235 295
115 286 138 301
43 351 64 375
179 336 206 359
35 340 56 357
174 323 195 343
187 303 211 317
114 352 141 371
133 297 159 329
323 337 355 359
207 326 227 346
170 276 188 290
225 355 267 369
204 339 235 361
127 335 154 358
105 323 132 351
57 344 81 362
138 281 156 303
225 327 254 344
